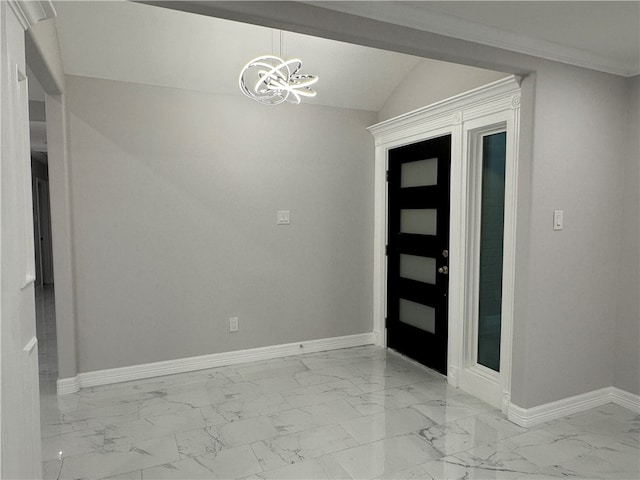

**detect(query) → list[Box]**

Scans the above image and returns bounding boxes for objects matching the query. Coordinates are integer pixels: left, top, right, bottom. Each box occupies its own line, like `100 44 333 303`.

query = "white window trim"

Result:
368 75 522 412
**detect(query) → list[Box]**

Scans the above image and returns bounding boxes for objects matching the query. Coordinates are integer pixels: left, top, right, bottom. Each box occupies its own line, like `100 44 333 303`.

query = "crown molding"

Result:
7 0 56 30
368 75 521 144
305 2 638 77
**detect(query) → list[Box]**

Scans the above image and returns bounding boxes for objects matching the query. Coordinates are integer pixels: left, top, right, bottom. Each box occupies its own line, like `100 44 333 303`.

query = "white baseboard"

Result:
56 376 80 395
508 386 640 427
57 332 375 395
610 386 640 412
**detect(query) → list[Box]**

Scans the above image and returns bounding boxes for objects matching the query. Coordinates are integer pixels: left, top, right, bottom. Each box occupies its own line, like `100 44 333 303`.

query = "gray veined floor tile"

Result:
42 459 63 480
216 392 291 421
99 470 142 480
159 384 227 409
175 426 226 459
345 386 425 415
293 365 363 387
392 455 541 480
141 444 261 479
61 402 140 427
299 355 358 370
104 408 207 448
40 416 107 440
497 429 597 467
42 426 105 461
59 435 180 480
556 440 640 479
416 411 527 457
176 415 279 458
340 406 435 444
282 380 361 409
226 359 308 382
413 393 497 425
258 454 351 479
138 395 202 418
442 445 543 480
269 398 362 435
333 432 443 479
255 424 358 466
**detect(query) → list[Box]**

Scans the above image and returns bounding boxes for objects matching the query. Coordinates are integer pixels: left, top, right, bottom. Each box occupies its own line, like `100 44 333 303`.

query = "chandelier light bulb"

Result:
239 55 318 105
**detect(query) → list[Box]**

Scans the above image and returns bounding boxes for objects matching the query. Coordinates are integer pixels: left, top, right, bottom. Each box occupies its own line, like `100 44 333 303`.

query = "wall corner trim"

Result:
508 387 640 428
57 332 375 395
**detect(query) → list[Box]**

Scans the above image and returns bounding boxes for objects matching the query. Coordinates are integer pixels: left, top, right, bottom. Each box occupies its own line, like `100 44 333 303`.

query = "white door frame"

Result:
368 76 522 412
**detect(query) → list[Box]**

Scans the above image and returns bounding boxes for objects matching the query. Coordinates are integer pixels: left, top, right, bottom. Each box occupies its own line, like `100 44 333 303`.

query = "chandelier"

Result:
238 32 318 105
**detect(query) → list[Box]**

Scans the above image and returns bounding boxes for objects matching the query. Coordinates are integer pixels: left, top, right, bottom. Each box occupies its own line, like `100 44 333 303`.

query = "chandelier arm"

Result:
239 55 317 105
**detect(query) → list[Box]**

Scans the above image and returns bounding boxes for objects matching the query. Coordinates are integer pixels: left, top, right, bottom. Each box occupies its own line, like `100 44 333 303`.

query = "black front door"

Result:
387 134 451 374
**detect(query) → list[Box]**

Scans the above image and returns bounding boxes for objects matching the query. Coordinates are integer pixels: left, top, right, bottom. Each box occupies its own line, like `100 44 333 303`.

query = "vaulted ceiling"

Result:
49 1 640 111
30 1 640 153
53 0 426 112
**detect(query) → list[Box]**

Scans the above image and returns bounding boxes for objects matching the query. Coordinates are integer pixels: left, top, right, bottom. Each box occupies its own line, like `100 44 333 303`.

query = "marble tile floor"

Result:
40 345 639 480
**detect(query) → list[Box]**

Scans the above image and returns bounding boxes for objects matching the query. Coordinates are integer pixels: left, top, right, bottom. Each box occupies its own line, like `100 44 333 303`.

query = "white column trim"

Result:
7 1 56 30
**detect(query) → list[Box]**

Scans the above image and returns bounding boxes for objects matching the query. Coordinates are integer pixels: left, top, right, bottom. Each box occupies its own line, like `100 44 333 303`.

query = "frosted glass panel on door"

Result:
400 254 436 284
401 209 437 235
401 158 438 187
399 299 435 333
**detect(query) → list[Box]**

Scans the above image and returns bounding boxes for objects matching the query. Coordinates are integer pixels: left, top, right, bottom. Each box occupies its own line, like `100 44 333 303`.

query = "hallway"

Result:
36 285 58 397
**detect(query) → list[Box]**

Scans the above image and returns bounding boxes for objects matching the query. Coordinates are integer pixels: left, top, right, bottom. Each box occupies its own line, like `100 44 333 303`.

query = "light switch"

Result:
277 210 290 225
553 210 563 230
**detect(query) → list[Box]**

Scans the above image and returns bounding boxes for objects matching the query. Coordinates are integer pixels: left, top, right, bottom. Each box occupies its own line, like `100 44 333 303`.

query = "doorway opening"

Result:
369 76 522 411
28 70 59 403
386 134 451 374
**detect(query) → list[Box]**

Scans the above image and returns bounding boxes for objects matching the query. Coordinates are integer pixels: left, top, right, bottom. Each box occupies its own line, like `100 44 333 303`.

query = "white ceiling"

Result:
45 0 640 113
309 1 640 77
52 0 424 111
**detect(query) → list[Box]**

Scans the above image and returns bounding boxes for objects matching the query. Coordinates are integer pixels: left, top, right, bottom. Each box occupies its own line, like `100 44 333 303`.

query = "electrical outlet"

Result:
229 317 239 332
277 210 290 225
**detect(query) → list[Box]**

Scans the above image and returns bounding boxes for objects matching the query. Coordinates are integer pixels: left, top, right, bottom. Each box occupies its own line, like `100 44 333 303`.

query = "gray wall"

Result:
615 76 640 395
378 58 507 122
53 3 639 410
65 75 376 373
515 65 628 407
375 57 632 407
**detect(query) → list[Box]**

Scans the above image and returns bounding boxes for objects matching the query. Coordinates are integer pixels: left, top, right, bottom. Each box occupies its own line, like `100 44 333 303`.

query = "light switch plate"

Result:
553 210 564 230
229 317 239 332
277 210 290 225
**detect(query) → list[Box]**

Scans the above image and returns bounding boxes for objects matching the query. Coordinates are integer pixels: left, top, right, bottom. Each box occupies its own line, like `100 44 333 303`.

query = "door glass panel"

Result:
399 299 435 333
400 254 436 284
400 209 437 235
477 132 507 372
401 158 438 188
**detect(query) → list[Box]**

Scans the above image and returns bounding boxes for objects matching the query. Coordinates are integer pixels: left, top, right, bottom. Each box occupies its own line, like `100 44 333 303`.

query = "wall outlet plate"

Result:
277 210 290 225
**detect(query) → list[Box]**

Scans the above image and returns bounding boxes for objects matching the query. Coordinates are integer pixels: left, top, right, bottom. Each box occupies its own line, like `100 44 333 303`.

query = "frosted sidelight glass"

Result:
399 299 435 333
401 158 438 187
401 209 437 235
400 254 436 284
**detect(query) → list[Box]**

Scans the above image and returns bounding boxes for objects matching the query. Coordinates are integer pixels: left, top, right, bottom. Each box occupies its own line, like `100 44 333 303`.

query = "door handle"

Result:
438 266 449 274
